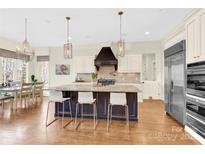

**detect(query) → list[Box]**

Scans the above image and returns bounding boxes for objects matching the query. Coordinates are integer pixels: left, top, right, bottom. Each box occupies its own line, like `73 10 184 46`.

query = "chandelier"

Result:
64 17 72 59
16 18 34 60
117 11 125 57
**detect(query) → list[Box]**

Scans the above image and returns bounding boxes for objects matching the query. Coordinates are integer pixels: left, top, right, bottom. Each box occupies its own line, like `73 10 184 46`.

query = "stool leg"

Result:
95 103 97 126
93 102 97 130
107 104 110 132
75 103 78 124
75 103 79 128
93 103 95 130
126 105 129 127
62 101 65 127
110 105 112 126
81 104 83 121
46 101 50 127
69 100 72 120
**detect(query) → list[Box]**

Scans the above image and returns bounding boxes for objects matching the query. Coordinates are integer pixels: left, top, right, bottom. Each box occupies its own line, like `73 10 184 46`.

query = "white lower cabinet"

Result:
134 84 143 103
142 81 160 99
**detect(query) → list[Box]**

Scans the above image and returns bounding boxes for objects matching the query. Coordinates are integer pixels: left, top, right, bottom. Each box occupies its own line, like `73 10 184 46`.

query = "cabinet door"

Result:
142 81 160 99
164 57 170 112
118 57 128 72
186 18 196 64
199 11 205 61
74 56 95 73
84 56 95 73
170 53 185 124
127 55 142 73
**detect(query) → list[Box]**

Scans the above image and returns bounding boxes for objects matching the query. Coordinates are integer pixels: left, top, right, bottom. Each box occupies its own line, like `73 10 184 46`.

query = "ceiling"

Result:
0 8 192 47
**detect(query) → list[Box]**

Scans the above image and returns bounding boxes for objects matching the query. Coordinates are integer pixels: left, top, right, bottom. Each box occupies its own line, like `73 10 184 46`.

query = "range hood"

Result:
94 47 118 71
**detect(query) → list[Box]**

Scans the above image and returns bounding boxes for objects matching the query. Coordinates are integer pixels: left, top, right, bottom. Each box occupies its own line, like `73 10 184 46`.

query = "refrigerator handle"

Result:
171 81 174 92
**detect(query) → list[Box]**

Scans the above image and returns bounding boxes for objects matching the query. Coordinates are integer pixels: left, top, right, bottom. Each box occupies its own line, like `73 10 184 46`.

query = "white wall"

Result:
30 41 163 99
0 37 18 51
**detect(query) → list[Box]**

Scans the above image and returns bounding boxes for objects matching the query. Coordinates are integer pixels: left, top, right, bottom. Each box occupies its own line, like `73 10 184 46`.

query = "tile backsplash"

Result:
77 66 141 83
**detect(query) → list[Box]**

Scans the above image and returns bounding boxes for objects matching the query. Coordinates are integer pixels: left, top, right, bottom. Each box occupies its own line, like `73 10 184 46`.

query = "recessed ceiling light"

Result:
145 32 150 35
68 36 72 40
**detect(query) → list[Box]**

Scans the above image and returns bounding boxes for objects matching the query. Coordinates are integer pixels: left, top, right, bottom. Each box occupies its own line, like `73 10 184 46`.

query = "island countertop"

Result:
55 84 141 93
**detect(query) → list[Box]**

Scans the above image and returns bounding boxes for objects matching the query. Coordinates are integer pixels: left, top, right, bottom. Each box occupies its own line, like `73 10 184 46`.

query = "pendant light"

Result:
64 17 72 59
117 11 125 57
16 18 34 60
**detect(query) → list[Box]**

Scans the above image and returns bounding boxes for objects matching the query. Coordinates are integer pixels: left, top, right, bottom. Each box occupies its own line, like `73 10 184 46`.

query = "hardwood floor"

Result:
0 98 200 144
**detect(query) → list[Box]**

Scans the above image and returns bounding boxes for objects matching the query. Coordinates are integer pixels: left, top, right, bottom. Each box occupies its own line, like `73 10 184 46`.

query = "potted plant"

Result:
91 73 98 85
31 75 37 85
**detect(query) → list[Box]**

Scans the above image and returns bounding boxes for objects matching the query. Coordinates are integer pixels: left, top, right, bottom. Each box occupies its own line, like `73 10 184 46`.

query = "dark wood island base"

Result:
55 91 138 121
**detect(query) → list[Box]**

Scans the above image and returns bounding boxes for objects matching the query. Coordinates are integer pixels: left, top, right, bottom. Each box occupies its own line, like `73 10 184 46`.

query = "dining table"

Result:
0 86 21 111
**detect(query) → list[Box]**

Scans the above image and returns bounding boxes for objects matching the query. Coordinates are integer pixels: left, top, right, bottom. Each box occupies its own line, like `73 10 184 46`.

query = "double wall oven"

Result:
186 62 205 138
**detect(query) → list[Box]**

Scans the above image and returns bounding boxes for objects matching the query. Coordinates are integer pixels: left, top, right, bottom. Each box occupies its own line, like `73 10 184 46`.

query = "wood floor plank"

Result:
0 98 200 144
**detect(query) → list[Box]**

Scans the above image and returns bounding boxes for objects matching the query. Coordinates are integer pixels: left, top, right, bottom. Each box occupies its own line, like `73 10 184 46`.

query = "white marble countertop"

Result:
55 84 141 93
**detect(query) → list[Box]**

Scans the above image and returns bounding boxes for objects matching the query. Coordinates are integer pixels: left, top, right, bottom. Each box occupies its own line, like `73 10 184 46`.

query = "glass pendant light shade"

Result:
16 18 34 60
64 17 72 59
117 11 125 57
117 40 125 57
64 43 72 59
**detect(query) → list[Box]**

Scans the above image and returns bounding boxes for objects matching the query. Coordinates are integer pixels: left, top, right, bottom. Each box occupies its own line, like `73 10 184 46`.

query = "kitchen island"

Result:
55 84 140 121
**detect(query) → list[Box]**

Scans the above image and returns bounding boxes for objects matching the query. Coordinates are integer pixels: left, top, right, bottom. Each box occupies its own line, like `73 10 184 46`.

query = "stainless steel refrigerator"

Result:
164 40 186 125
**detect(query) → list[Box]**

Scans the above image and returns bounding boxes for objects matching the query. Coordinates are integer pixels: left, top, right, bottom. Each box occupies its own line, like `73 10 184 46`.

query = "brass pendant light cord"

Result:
118 11 123 41
66 17 70 44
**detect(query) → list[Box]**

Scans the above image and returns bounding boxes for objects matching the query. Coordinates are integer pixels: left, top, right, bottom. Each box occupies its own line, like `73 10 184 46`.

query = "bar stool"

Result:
107 92 129 131
75 92 97 130
46 89 72 128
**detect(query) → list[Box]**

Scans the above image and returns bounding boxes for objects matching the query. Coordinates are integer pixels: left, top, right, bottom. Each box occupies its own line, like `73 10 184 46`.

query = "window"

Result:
0 57 27 84
37 61 49 88
36 56 49 89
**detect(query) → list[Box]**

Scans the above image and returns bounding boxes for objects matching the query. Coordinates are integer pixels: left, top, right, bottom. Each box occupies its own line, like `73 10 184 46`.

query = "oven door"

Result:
187 68 205 98
186 113 205 138
186 95 205 121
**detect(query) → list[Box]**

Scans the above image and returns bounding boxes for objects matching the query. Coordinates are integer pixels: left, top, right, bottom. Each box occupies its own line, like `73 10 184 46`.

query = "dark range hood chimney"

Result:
94 47 118 71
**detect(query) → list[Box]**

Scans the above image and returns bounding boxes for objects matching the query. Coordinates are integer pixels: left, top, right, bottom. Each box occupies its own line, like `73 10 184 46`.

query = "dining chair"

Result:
0 95 14 113
19 82 33 109
33 82 44 105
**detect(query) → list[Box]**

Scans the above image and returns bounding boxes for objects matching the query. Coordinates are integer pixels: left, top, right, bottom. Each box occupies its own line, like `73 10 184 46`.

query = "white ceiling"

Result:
0 8 192 47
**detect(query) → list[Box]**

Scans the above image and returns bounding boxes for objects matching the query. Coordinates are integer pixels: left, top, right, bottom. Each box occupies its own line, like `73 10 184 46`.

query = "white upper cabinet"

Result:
74 56 95 73
118 54 142 73
186 9 205 64
118 56 128 72
199 11 205 61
